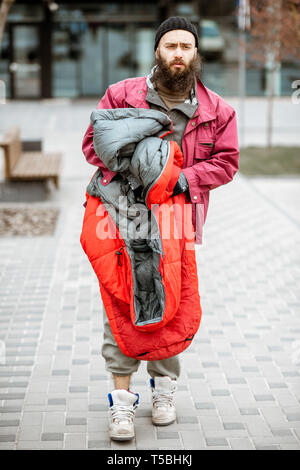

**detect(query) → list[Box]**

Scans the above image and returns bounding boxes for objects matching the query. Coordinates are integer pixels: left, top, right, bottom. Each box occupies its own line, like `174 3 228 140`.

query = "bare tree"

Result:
0 0 15 49
247 0 300 147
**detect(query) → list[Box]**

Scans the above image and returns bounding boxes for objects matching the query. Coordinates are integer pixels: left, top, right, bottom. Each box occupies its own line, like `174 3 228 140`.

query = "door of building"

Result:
76 24 135 97
9 24 42 99
52 21 155 98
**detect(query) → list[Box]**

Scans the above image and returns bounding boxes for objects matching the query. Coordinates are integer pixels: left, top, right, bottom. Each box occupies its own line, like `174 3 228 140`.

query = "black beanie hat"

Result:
154 16 199 51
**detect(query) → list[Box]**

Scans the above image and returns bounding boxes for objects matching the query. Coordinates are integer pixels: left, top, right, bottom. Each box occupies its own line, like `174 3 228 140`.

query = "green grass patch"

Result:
239 146 300 176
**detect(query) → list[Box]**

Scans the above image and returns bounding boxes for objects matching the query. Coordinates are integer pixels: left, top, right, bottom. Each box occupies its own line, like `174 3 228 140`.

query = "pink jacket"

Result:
82 77 239 244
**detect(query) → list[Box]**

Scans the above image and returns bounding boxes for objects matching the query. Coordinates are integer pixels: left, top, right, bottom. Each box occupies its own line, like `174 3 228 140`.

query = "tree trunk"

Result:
266 65 275 148
0 0 15 49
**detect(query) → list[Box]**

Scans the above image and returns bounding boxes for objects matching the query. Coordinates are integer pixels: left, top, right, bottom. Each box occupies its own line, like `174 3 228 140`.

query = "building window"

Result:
52 19 155 97
7 4 44 22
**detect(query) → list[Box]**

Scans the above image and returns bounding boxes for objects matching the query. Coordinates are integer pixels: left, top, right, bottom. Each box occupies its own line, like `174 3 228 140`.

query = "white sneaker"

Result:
108 389 139 441
150 376 177 426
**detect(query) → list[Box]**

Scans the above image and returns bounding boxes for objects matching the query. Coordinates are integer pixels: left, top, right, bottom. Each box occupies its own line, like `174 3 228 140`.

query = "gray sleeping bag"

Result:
87 108 176 326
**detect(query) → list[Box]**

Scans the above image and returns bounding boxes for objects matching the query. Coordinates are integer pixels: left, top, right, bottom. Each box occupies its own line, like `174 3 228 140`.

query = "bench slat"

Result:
1 126 62 188
11 152 62 178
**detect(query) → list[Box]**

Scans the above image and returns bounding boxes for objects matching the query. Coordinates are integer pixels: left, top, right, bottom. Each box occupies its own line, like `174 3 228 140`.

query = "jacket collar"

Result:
125 77 150 109
192 79 217 122
125 76 216 123
145 87 198 119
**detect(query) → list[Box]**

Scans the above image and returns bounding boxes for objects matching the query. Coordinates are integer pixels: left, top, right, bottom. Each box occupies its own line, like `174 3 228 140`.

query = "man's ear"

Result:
155 48 159 60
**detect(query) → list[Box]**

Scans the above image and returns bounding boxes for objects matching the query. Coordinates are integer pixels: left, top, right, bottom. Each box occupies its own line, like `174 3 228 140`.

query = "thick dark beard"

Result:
153 53 202 94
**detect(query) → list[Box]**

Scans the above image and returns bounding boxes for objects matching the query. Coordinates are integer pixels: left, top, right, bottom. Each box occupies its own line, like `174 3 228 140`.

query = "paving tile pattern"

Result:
0 100 300 449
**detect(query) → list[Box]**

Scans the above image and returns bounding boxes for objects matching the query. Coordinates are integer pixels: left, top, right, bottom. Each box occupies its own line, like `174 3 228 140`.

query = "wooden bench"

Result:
0 126 62 188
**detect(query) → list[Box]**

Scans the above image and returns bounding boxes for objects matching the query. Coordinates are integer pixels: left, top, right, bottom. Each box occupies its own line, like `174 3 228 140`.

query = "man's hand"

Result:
172 171 189 196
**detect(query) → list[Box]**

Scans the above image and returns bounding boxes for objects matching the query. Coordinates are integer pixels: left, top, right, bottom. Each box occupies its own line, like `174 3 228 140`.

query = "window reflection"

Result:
8 5 43 21
0 31 10 98
52 22 84 97
53 3 157 21
3 2 299 98
52 21 156 97
13 26 41 98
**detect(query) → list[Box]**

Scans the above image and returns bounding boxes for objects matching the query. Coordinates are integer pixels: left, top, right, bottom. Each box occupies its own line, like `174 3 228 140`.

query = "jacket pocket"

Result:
194 141 214 160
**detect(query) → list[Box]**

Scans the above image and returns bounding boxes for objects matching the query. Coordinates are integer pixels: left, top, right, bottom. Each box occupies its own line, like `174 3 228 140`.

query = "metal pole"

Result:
238 0 248 149
238 27 246 148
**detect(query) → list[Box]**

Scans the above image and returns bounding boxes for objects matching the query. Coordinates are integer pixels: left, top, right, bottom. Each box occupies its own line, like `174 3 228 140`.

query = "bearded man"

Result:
82 16 239 441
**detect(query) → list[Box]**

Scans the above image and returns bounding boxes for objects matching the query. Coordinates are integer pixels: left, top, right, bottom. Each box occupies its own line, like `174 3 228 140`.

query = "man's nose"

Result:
174 47 183 58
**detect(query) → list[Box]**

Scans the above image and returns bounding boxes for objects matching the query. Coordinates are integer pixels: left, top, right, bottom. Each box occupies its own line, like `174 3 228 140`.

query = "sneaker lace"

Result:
152 390 175 408
110 404 137 423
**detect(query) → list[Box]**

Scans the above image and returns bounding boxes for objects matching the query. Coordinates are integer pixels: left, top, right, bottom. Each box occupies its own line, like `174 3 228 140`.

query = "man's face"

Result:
153 29 200 93
155 29 197 75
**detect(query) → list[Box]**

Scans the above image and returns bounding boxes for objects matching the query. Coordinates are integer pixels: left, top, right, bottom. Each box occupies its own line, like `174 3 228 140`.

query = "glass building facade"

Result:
0 0 299 99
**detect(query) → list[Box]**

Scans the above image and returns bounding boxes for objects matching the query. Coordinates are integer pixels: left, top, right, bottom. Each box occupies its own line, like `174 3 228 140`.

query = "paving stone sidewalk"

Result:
0 171 300 451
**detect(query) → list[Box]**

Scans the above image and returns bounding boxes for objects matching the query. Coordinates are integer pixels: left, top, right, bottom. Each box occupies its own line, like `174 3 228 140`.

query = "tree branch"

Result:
0 0 15 49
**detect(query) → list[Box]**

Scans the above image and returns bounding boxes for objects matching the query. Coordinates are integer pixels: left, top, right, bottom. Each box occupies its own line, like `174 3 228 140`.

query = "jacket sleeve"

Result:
182 109 239 202
82 87 118 181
